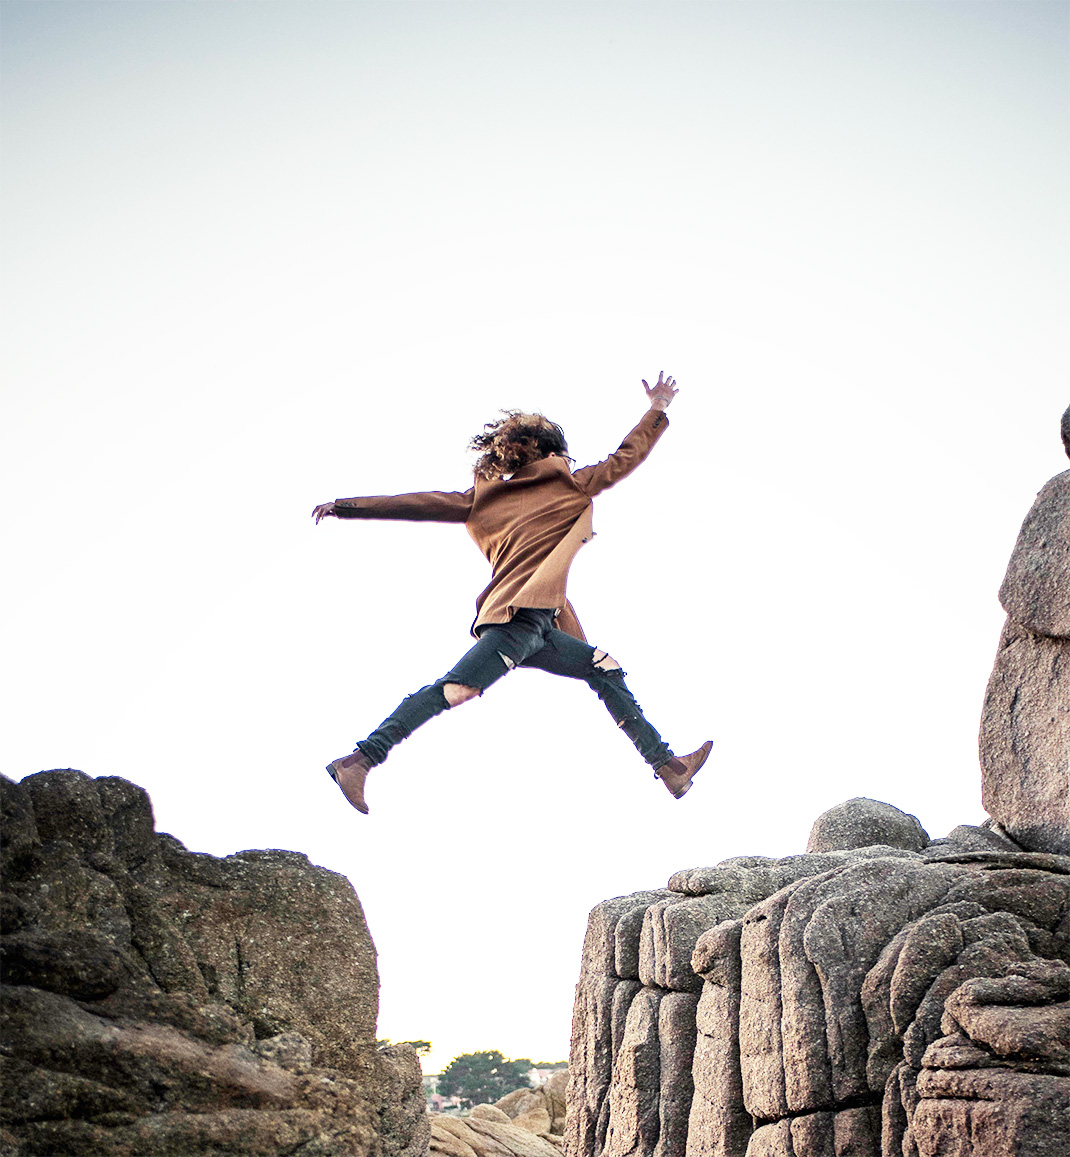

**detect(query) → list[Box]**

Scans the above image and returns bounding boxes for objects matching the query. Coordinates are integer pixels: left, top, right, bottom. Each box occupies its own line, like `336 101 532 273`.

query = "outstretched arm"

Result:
312 488 474 524
571 372 676 496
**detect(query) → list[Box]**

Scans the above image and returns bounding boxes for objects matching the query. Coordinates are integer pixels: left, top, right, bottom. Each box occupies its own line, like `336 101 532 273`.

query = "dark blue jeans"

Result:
356 609 673 770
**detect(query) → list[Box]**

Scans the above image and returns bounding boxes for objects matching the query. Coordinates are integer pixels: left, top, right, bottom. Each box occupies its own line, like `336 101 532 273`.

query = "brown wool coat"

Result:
334 408 669 640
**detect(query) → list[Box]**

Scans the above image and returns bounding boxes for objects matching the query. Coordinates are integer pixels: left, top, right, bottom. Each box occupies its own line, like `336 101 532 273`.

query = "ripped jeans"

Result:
355 608 673 770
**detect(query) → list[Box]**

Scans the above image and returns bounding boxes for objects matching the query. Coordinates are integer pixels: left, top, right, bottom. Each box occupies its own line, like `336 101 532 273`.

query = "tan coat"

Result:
334 408 669 640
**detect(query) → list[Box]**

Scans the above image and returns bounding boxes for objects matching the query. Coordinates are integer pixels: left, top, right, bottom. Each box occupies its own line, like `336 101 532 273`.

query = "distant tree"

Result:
437 1051 534 1107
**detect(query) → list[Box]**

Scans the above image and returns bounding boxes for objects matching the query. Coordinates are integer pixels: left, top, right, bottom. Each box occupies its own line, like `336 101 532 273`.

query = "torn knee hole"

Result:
443 682 481 707
592 649 623 673
498 651 516 670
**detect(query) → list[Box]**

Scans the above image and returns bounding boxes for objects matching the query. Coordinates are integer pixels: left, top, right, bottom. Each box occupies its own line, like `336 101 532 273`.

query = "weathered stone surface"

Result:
640 896 726 993
567 891 670 1157
252 1031 314 1072
497 1077 568 1137
379 1043 431 1157
499 1089 541 1117
466 1116 564 1157
545 1071 570 1132
940 965 1070 1062
432 1115 563 1157
926 821 1025 855
0 770 427 1157
737 887 790 1122
472 1105 513 1123
584 893 674 981
0 776 37 877
806 798 929 854
652 992 698 1157
980 619 1070 854
671 855 838 900
744 1105 880 1157
914 1067 1070 1157
431 1116 481 1157
96 775 157 867
567 810 1070 1157
616 892 674 980
567 975 625 1157
687 921 748 1157
20 769 114 857
515 1108 553 1134
999 469 1070 639
0 927 130 1001
602 988 663 1157
741 1119 791 1156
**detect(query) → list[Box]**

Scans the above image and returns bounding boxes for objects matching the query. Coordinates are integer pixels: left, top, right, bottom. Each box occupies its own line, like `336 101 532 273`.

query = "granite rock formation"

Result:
496 1071 569 1138
430 1111 562 1157
564 408 1070 1157
428 1071 569 1157
981 405 1070 853
564 799 1070 1157
0 769 429 1157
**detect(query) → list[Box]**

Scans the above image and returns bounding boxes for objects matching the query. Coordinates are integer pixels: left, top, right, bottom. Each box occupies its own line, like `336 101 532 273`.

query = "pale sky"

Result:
2 1 1067 1074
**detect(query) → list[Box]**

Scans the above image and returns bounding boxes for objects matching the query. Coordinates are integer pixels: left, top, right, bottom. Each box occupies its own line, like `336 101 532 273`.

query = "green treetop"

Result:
436 1051 534 1108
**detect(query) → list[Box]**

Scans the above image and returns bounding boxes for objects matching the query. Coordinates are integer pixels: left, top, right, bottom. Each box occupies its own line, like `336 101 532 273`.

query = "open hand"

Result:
643 371 678 411
312 502 337 523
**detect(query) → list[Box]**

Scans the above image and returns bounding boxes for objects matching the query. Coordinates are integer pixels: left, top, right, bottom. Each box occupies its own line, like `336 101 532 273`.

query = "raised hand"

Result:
312 502 337 524
643 371 678 411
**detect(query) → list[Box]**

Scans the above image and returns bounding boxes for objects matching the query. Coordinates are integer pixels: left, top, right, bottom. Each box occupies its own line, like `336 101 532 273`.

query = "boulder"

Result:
514 1107 553 1134
980 620 1070 854
498 1089 542 1118
980 408 1070 855
496 1081 567 1136
455 1115 563 1157
471 1104 512 1123
806 797 929 854
999 470 1070 638
0 770 428 1157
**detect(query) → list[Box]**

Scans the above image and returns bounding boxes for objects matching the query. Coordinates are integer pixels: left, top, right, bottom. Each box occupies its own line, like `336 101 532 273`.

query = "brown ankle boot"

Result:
326 749 373 814
655 740 712 799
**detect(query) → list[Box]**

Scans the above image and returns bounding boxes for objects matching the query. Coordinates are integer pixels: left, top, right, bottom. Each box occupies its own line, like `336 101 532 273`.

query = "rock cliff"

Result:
0 769 429 1157
981 404 1070 854
564 409 1070 1157
564 805 1069 1157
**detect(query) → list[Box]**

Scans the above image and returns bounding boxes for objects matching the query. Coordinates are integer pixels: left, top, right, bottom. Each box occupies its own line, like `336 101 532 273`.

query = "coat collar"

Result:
478 456 572 487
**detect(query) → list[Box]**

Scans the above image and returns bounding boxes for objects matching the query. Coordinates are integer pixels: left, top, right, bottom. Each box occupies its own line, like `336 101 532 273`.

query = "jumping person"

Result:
312 373 711 814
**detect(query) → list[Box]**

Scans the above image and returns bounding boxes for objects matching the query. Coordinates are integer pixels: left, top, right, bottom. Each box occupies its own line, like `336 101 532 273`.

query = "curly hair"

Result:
469 411 571 480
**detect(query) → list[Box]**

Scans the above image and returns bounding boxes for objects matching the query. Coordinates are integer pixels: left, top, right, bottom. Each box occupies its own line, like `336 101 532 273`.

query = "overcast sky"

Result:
3 0 1067 1075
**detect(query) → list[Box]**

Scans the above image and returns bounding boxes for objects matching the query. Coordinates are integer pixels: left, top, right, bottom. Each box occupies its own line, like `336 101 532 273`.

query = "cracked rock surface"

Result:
982 411 1070 854
0 769 429 1157
565 801 1070 1157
